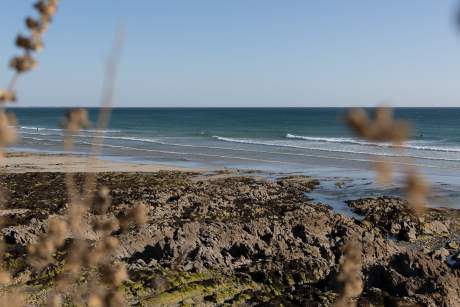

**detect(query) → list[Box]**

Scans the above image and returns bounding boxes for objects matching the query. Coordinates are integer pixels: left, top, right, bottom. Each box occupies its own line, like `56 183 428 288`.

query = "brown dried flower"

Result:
0 90 17 103
0 271 11 285
10 55 38 73
25 17 42 31
47 293 62 307
118 202 149 231
100 262 128 287
92 216 119 233
16 34 43 51
63 108 91 132
0 111 18 149
92 186 111 215
405 168 429 215
28 218 68 268
34 1 58 21
334 239 363 307
346 107 409 145
88 293 104 307
373 160 392 186
0 291 24 306
86 236 120 267
103 290 125 307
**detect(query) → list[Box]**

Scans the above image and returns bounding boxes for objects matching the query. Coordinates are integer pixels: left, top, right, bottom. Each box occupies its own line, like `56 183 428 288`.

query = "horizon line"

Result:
5 106 460 109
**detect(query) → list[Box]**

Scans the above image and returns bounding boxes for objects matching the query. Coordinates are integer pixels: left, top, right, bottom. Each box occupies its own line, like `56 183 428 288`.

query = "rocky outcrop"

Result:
347 197 452 242
0 172 459 305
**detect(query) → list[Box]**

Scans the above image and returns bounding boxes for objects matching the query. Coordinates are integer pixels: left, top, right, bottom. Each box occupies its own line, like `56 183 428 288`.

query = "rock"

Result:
1 218 45 245
276 175 319 192
446 241 459 250
423 220 449 235
401 226 417 242
1 172 460 306
431 248 450 261
347 197 454 242
370 251 460 306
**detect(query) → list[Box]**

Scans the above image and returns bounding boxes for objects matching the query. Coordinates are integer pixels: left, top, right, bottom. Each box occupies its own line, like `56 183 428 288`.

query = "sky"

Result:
1 0 460 107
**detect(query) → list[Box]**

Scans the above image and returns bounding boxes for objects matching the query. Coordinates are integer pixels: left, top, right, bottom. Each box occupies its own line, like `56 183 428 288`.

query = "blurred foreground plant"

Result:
346 107 429 215
0 1 60 305
334 239 363 307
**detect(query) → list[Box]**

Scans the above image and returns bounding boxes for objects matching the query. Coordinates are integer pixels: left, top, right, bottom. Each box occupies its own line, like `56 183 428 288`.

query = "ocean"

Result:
9 107 460 170
8 107 460 209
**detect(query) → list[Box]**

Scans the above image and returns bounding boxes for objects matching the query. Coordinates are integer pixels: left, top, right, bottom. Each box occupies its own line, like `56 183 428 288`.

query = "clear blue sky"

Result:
1 0 460 107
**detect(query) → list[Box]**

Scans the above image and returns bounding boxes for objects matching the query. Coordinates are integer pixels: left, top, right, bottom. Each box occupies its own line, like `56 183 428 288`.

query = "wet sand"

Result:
1 152 203 173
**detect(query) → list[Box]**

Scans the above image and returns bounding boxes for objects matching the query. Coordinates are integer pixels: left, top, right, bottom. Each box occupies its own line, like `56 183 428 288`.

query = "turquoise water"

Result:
9 108 460 172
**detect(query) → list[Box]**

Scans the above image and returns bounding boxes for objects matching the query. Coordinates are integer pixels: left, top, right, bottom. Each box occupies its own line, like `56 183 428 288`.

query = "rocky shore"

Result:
0 170 460 306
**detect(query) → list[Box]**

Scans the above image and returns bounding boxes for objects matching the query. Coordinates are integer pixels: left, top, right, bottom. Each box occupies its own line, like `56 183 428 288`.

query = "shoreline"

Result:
1 151 205 173
3 151 460 212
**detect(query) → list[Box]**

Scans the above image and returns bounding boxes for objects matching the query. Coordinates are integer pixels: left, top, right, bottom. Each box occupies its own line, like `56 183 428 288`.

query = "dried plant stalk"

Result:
372 160 393 186
334 239 363 307
82 26 124 208
346 107 429 215
49 26 126 305
1 0 60 103
405 168 429 216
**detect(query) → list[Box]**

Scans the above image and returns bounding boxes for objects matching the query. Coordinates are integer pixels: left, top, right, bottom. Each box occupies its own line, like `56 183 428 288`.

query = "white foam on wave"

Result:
19 126 121 133
285 133 460 153
212 136 460 162
19 136 455 169
18 132 460 164
286 133 383 146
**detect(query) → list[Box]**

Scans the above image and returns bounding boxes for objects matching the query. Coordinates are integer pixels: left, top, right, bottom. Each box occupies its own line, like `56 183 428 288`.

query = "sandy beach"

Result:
1 152 201 173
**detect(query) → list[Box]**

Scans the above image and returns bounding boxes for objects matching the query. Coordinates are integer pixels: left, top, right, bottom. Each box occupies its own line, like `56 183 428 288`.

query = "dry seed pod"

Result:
64 239 87 273
28 218 67 268
26 16 48 33
0 90 17 102
0 291 24 307
0 271 11 285
25 16 40 29
346 108 370 137
100 263 128 287
68 202 87 235
47 293 62 307
119 202 149 230
28 239 54 267
88 294 104 307
34 1 58 19
86 236 120 266
373 160 392 186
93 186 111 214
334 239 363 307
63 108 91 132
104 290 125 307
92 216 119 233
388 121 410 145
130 202 148 225
405 168 429 215
346 107 409 145
0 111 18 147
47 217 68 246
16 34 43 51
10 55 37 73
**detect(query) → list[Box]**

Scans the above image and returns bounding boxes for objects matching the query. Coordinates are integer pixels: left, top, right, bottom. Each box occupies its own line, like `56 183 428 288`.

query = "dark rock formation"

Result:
0 172 459 305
